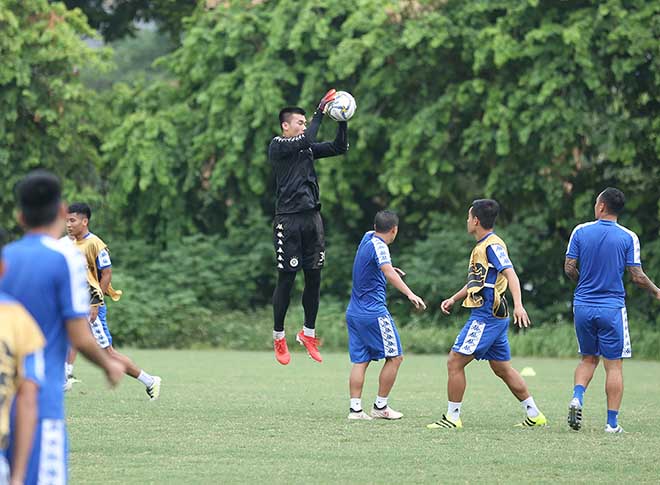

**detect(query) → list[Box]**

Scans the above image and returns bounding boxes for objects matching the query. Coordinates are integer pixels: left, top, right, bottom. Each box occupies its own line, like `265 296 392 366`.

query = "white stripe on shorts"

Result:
89 316 110 349
0 455 8 485
39 419 66 485
378 316 398 357
621 307 631 358
458 320 486 355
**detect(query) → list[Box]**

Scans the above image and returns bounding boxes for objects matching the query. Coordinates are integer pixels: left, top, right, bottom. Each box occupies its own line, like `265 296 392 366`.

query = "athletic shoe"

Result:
348 409 373 420
426 414 463 429
568 398 582 431
296 331 322 363
371 405 403 420
605 424 625 433
274 337 291 365
63 375 81 392
515 412 548 427
146 376 162 401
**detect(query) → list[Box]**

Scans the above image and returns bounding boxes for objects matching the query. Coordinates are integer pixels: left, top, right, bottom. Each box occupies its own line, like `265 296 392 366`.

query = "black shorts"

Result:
273 211 325 272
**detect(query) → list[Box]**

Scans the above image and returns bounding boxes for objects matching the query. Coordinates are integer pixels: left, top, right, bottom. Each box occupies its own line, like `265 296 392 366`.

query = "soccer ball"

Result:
326 91 356 121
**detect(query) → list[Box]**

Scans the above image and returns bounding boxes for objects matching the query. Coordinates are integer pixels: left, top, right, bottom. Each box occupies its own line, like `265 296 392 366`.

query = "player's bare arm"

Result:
99 266 112 294
627 266 660 300
380 263 426 310
11 379 39 485
66 317 125 386
441 285 468 315
564 257 579 282
501 267 531 328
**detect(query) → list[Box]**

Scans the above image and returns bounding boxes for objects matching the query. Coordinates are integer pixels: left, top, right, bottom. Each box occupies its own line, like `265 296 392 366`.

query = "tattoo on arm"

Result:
627 266 660 297
564 258 579 282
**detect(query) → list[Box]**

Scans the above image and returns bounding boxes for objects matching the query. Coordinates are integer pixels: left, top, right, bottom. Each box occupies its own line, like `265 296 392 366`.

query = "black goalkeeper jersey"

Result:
269 111 348 215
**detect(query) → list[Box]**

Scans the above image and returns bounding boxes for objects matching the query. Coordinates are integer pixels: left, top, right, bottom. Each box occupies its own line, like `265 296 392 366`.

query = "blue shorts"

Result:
452 315 511 361
90 305 112 348
574 305 631 359
346 312 402 363
7 418 67 485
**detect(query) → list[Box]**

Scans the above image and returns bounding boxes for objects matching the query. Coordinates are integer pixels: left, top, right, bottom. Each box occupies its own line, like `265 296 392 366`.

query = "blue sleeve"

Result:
487 245 513 272
566 227 580 259
22 350 45 385
96 248 112 270
58 252 90 321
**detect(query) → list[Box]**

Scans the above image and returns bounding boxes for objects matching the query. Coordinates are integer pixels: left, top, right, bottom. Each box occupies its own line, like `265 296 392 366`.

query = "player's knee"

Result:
303 269 321 288
446 353 462 373
582 355 599 367
490 363 509 379
388 355 403 366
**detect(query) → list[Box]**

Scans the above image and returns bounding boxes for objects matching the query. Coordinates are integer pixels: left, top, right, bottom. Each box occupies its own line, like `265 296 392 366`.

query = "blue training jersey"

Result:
470 233 514 319
0 234 89 419
566 219 641 307
347 231 392 316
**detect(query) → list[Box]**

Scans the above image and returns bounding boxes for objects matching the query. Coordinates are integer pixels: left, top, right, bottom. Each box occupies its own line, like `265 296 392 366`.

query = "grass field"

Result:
67 349 660 484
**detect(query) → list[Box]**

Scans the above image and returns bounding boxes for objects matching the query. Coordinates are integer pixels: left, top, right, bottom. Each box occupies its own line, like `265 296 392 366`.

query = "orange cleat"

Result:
296 330 323 363
274 337 290 365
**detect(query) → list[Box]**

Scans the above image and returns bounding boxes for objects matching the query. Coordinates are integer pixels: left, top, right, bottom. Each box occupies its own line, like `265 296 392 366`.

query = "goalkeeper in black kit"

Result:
269 89 348 365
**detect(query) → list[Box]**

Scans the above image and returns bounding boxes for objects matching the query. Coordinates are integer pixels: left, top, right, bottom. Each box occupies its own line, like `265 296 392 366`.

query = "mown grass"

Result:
67 350 660 484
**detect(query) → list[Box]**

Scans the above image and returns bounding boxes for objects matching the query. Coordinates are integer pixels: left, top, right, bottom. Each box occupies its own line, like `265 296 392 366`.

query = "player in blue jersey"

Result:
565 188 660 433
0 171 125 485
427 199 546 430
0 230 46 485
345 211 426 420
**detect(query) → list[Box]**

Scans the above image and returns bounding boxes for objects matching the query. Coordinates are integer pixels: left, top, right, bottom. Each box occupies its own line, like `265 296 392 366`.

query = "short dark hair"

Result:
470 199 499 229
16 170 62 228
374 210 399 232
598 187 625 215
279 107 306 126
68 202 92 221
0 228 6 253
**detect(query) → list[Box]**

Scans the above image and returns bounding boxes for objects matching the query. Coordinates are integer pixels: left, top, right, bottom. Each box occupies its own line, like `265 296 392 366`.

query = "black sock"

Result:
273 271 296 332
302 269 321 328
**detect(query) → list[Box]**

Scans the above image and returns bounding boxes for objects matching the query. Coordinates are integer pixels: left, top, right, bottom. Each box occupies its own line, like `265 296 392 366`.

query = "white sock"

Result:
374 395 388 409
447 401 462 421
273 331 285 340
137 371 155 387
303 326 315 337
65 363 73 377
350 398 362 412
521 396 540 418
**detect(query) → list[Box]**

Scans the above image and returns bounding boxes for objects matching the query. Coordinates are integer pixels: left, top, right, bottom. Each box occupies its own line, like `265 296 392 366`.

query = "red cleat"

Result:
296 331 323 363
274 337 290 365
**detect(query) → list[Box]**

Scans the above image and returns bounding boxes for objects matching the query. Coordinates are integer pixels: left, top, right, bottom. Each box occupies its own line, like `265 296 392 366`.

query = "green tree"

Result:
54 0 197 42
0 0 112 230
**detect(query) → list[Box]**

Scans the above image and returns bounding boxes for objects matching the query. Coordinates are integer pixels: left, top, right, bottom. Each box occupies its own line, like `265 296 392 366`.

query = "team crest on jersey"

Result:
290 257 299 268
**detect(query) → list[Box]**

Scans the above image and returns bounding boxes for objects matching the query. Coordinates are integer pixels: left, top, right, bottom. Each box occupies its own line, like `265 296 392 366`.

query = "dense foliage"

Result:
2 0 660 350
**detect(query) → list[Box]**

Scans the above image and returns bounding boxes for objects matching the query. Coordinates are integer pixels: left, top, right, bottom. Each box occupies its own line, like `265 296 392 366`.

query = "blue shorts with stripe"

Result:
452 314 511 361
574 305 631 359
7 418 67 485
90 305 112 348
346 311 402 363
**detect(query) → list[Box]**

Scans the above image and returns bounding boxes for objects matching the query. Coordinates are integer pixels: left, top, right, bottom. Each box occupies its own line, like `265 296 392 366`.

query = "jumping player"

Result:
269 89 348 365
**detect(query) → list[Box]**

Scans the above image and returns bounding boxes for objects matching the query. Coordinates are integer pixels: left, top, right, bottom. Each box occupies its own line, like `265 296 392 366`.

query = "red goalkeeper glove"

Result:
317 89 337 113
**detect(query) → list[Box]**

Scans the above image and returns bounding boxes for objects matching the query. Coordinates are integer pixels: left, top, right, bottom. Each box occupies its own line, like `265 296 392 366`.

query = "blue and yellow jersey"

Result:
72 233 122 304
0 292 45 449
